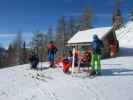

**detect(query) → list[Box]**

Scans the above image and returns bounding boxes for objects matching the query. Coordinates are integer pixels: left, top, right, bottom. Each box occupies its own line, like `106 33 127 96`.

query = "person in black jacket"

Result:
29 52 39 69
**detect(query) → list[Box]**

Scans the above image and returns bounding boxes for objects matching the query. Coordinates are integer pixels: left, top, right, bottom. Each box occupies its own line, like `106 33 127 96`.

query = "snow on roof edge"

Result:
68 26 112 44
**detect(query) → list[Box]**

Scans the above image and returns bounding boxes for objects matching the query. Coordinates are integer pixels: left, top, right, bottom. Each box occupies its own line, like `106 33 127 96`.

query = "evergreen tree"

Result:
56 16 66 56
74 18 81 33
22 42 28 64
7 44 16 66
80 7 92 31
0 46 7 67
31 31 47 61
11 32 24 65
112 0 123 30
66 17 76 41
131 10 133 21
47 26 53 42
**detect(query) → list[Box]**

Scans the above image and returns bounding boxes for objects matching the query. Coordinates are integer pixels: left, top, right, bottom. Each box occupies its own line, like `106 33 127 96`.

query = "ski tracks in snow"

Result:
28 71 61 100
35 82 60 100
76 79 107 100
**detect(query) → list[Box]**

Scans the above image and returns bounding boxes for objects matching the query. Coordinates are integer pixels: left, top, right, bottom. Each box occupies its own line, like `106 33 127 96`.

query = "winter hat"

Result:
93 34 98 40
50 41 53 44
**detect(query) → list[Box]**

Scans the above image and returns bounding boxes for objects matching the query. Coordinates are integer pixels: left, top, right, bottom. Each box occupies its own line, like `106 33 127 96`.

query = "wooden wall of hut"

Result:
102 30 119 58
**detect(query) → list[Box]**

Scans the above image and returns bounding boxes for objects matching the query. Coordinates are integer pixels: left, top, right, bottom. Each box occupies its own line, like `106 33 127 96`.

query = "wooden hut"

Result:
67 27 119 58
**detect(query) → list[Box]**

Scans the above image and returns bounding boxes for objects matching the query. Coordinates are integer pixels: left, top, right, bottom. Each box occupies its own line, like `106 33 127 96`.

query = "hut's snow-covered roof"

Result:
68 27 112 44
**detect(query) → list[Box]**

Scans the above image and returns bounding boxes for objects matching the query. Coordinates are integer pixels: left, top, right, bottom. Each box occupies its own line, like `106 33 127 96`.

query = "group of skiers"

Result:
29 34 104 76
62 34 104 75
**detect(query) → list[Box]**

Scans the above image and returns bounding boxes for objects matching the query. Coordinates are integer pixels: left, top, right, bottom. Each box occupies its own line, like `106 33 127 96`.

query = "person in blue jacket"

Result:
91 34 104 75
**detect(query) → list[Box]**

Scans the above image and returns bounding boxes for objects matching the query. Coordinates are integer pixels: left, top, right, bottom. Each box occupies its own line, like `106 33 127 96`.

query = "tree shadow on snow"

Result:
118 47 133 57
101 68 133 77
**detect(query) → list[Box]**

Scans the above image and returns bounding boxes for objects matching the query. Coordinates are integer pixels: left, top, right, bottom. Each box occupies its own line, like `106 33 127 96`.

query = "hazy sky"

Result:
0 0 132 48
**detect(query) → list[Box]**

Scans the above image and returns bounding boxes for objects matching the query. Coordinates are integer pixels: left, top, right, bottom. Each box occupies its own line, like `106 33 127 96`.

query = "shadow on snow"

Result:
101 68 133 76
118 47 133 57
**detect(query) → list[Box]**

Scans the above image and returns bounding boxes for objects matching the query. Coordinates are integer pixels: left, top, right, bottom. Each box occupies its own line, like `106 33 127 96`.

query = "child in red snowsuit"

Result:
63 58 71 73
63 50 79 73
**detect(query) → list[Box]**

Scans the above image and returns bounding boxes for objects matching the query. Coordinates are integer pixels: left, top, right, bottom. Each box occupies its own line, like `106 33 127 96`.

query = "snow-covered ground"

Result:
0 21 133 100
0 53 133 100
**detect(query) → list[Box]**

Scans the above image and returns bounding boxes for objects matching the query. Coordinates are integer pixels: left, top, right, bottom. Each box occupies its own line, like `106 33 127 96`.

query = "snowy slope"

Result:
0 52 133 100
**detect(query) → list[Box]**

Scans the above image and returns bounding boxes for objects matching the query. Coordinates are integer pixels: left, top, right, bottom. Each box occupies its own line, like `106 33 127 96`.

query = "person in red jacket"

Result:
47 41 57 67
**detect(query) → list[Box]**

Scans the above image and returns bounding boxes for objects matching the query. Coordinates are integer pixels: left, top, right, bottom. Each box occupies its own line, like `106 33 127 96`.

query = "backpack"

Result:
92 39 104 54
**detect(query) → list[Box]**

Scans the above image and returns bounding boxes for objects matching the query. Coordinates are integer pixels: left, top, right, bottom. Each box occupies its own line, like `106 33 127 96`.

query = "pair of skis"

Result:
29 72 52 82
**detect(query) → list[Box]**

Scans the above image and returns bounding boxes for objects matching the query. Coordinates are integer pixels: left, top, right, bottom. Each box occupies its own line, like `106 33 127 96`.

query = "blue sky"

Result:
0 0 133 48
